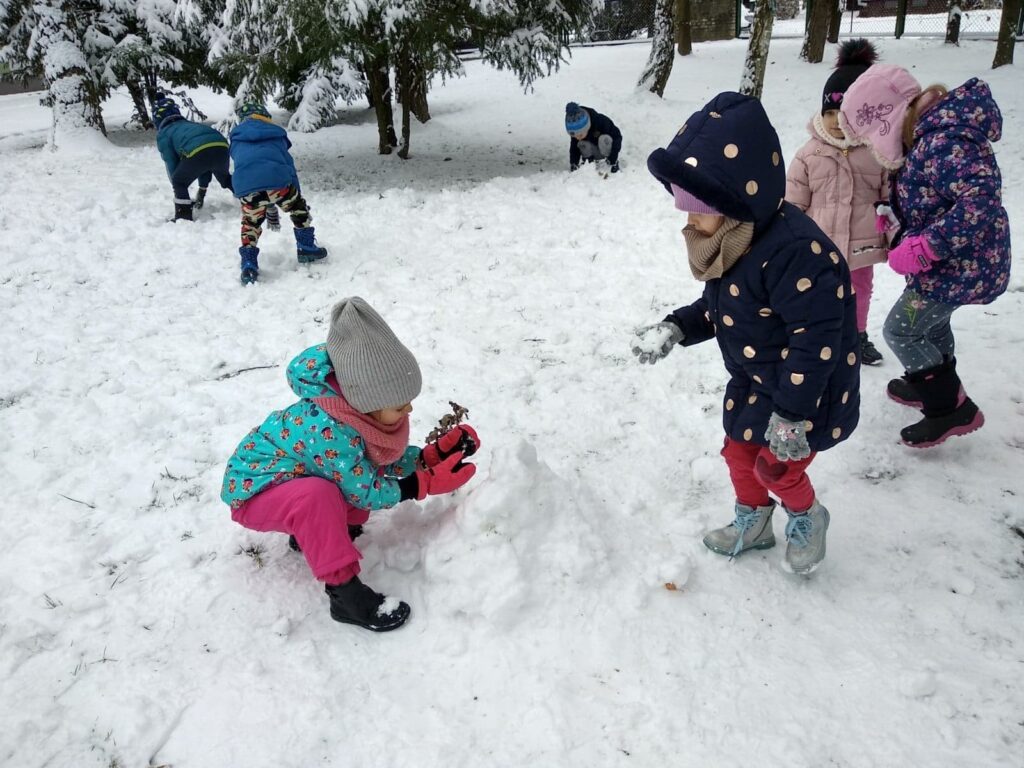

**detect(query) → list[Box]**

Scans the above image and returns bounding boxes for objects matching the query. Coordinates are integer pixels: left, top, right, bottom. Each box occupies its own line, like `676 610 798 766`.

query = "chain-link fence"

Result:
580 0 1011 42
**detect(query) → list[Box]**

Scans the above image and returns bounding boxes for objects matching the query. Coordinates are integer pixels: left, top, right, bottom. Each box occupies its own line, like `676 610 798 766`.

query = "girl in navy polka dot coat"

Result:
634 92 860 575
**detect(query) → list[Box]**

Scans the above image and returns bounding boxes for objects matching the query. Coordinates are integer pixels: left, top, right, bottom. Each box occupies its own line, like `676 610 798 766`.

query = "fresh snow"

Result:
0 37 1022 768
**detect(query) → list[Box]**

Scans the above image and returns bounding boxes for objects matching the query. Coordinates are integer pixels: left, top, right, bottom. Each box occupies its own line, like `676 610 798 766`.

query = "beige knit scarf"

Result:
683 217 755 282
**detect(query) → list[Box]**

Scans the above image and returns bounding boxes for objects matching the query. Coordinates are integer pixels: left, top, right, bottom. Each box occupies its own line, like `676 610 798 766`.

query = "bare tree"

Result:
739 0 775 100
827 0 843 43
801 0 833 63
638 0 676 96
945 1 962 45
674 0 692 56
991 0 1021 67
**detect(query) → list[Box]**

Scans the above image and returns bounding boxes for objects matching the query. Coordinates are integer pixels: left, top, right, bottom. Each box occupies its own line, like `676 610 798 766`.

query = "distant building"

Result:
858 0 952 16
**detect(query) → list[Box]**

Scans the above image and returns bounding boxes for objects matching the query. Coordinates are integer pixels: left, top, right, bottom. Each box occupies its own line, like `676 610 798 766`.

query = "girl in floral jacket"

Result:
841 66 1011 447
222 297 480 631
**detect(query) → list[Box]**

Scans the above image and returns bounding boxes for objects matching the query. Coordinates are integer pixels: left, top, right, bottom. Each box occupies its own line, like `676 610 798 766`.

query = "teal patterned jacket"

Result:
221 344 420 511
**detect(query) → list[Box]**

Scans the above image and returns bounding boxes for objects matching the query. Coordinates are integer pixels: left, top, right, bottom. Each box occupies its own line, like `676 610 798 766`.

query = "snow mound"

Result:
421 440 615 628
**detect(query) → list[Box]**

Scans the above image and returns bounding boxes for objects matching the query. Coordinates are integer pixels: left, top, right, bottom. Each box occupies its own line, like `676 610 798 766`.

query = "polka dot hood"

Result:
647 92 786 234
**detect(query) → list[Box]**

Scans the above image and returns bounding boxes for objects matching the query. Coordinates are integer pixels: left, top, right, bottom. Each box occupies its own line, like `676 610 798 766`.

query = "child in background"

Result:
635 92 860 575
229 102 328 285
222 297 480 631
153 96 233 222
840 65 1011 447
786 39 888 366
565 102 622 173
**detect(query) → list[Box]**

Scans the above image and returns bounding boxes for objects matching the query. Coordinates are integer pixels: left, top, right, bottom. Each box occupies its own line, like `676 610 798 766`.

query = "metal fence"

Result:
583 0 1013 42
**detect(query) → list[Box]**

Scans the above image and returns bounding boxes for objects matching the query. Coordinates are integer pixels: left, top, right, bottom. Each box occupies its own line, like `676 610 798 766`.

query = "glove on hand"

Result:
265 204 281 232
887 235 939 276
194 187 208 210
632 322 684 365
421 425 480 469
874 203 898 235
414 452 476 500
765 412 811 462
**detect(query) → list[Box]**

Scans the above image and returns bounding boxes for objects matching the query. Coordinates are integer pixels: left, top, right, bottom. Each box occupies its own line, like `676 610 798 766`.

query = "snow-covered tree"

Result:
800 0 831 63
992 0 1022 68
739 0 774 100
637 0 675 96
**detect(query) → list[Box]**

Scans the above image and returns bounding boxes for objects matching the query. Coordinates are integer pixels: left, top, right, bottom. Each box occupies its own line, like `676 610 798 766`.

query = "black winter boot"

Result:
325 576 410 632
859 332 883 366
887 374 922 408
172 201 194 221
901 360 984 447
194 187 208 210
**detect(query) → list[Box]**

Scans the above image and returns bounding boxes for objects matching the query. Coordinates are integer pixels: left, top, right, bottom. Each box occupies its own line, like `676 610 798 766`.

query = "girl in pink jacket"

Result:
786 40 888 366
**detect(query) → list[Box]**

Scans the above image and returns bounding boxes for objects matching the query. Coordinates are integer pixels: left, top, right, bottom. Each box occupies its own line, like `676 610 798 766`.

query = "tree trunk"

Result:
800 0 832 63
395 45 412 159
739 0 774 100
992 0 1022 67
365 50 397 155
827 0 843 44
945 1 962 45
674 0 692 56
409 58 431 123
126 79 153 129
637 0 675 97
895 0 908 38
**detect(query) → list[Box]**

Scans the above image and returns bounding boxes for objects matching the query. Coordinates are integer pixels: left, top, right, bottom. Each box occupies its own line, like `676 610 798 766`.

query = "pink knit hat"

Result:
839 64 922 170
670 183 721 215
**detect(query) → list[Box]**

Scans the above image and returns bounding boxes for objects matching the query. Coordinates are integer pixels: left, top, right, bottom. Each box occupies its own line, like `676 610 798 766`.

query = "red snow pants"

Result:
721 436 817 513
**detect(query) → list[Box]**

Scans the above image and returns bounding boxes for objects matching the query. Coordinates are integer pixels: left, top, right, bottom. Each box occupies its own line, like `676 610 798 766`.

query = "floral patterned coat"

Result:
891 78 1011 306
221 345 420 511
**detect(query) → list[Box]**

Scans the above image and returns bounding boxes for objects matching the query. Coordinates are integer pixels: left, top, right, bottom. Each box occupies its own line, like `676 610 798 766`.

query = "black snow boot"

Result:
288 525 362 553
859 332 883 366
194 186 208 210
887 374 922 408
325 576 410 632
172 201 194 222
901 359 984 448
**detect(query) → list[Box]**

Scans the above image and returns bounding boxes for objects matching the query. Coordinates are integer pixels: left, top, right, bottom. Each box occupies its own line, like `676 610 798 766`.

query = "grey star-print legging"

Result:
882 289 958 373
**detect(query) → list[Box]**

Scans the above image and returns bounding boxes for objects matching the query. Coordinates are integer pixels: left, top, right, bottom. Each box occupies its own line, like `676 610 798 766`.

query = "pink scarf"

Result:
313 374 410 466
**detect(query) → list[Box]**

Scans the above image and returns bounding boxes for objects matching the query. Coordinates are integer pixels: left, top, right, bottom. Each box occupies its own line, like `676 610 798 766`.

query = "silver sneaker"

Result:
703 502 776 558
783 500 830 574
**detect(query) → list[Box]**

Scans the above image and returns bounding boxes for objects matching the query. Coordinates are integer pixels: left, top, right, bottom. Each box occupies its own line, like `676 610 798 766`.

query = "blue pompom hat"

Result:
565 102 590 134
236 102 272 120
152 97 182 130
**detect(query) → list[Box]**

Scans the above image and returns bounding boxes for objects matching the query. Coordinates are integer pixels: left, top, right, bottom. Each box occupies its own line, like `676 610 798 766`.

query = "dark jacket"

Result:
891 78 1010 306
647 92 860 452
229 117 301 198
156 117 228 177
569 107 622 168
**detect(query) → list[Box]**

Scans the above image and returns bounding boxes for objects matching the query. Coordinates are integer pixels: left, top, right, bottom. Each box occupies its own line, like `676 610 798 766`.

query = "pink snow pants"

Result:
851 265 874 333
232 478 369 585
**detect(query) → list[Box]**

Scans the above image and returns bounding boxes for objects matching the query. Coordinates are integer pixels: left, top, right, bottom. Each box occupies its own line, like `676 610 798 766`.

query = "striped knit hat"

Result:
326 297 422 413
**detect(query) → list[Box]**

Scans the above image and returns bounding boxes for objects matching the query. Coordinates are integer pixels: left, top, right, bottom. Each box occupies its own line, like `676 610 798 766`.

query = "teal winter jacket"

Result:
221 345 421 511
156 117 229 177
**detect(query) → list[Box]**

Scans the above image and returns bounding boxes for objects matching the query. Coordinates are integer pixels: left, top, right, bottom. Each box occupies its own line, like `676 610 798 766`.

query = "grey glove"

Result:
632 322 684 365
764 412 811 462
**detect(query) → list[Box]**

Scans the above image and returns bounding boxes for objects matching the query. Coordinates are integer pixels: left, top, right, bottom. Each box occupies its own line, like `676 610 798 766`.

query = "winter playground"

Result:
1 36 1023 768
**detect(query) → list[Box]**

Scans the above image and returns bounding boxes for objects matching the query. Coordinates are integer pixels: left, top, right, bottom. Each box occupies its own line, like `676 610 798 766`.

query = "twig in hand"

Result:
216 364 279 381
425 401 470 444
58 493 96 509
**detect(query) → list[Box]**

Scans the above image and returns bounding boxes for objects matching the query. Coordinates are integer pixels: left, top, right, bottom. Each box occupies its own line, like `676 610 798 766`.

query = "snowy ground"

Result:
1 38 1022 768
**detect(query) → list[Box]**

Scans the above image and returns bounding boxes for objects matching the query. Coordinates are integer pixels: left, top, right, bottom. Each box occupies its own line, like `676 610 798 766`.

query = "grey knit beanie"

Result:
326 297 422 413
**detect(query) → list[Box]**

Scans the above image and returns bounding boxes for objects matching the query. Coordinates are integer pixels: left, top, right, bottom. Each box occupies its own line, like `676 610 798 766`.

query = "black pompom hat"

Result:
821 38 879 114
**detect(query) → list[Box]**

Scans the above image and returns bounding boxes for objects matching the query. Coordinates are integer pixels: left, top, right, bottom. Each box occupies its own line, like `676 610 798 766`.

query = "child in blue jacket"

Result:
565 102 622 173
229 102 328 285
153 97 232 221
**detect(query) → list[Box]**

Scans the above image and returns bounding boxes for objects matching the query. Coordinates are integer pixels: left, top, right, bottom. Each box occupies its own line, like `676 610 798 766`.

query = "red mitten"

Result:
420 425 480 468
414 452 476 500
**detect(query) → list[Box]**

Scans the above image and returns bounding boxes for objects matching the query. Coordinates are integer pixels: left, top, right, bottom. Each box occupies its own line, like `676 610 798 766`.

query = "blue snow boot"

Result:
239 246 259 285
294 226 328 263
703 501 776 558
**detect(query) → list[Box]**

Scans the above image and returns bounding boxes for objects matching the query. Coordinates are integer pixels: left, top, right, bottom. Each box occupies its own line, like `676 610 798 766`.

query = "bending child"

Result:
229 102 328 285
222 297 480 631
565 102 622 173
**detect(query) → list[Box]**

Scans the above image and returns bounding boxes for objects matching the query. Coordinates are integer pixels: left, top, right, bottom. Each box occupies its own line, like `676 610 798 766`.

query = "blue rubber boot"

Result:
294 226 328 263
239 246 259 285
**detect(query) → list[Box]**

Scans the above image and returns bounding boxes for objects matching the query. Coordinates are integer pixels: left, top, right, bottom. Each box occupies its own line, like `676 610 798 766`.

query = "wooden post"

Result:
895 0 908 39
